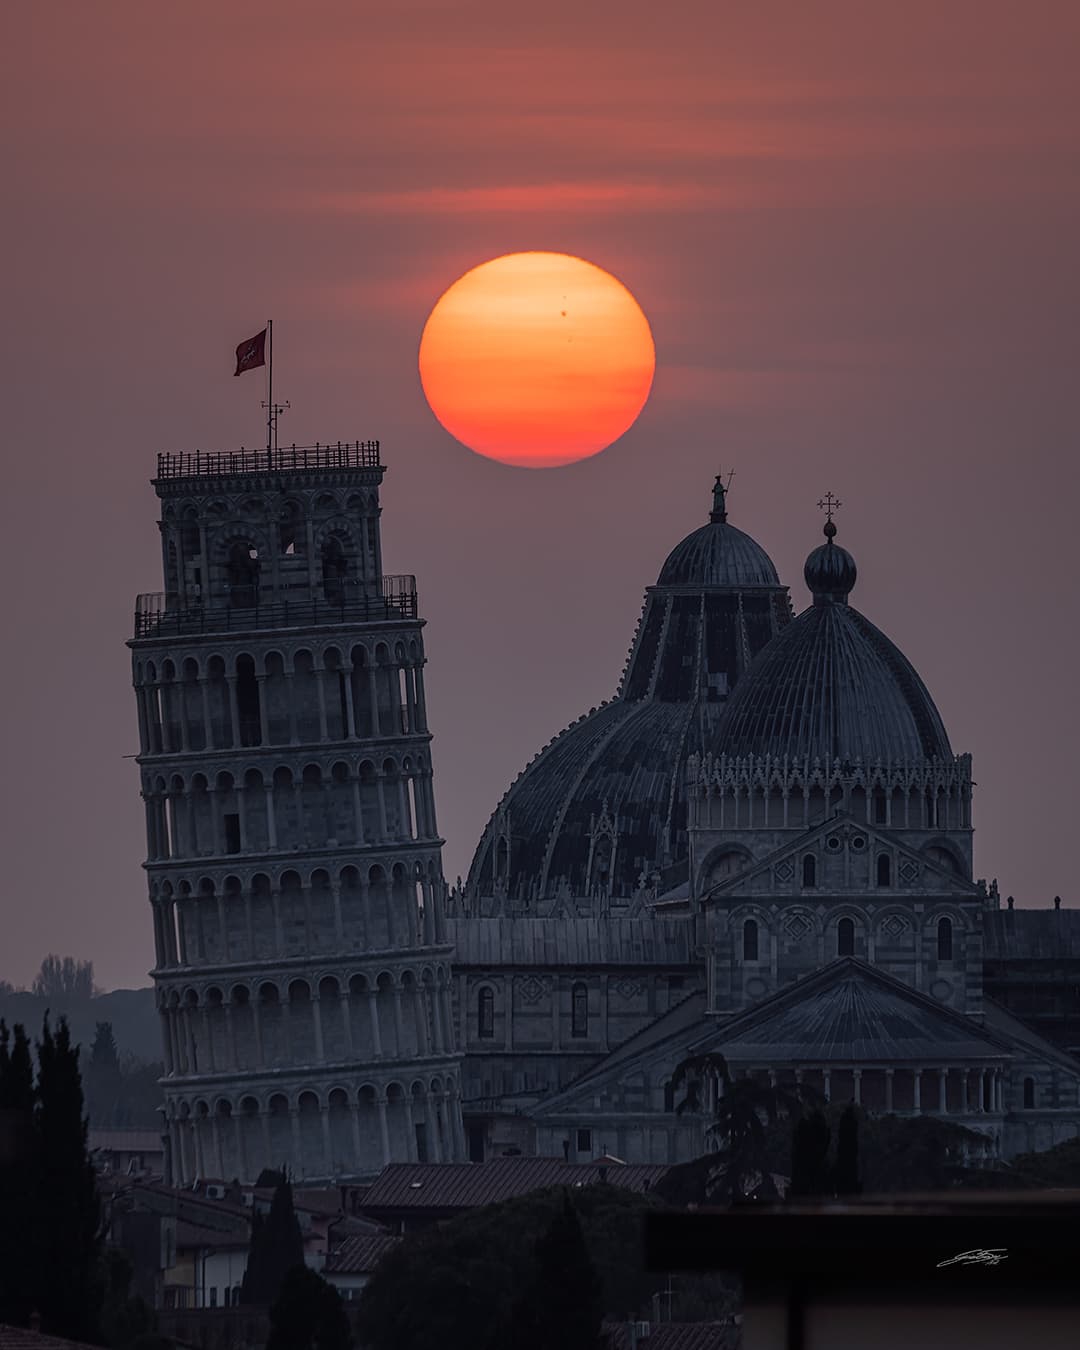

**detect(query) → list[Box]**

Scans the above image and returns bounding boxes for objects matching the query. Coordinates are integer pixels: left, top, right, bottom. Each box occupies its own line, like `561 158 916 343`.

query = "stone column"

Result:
428 1092 444 1163
233 1112 247 1183
913 1068 922 1112
224 1002 238 1071
853 1068 862 1106
226 676 241 748
315 665 329 740
414 986 430 1055
260 1111 271 1172
391 986 405 1059
360 881 373 946
414 665 428 732
341 988 353 1058
351 775 365 845
350 1101 363 1167
376 775 389 841
200 678 215 751
210 1114 224 1180
377 1096 391 1167
256 675 270 745
290 1110 302 1171
312 995 325 1063
450 1084 467 1161
976 1068 986 1112
441 985 456 1054
286 672 299 744
160 1010 174 1074
960 1068 970 1112
331 882 344 947
404 1097 417 1162
404 666 417 735
432 982 446 1053
397 777 410 840
320 1107 333 1175
368 667 381 738
822 1069 831 1103
368 990 384 1058
252 998 264 1068
342 673 356 738
938 1068 948 1113
884 1068 894 1112
265 785 277 848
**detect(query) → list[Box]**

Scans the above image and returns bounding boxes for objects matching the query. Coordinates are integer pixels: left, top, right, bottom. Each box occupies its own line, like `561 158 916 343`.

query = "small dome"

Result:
804 520 857 603
657 476 780 588
718 521 952 765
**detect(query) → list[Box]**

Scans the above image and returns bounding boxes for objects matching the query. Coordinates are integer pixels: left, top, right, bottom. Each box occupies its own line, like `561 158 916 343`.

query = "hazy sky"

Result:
4 1 1078 990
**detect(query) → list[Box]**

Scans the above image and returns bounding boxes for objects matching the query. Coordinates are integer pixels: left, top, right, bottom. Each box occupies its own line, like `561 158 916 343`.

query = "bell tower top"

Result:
137 440 416 639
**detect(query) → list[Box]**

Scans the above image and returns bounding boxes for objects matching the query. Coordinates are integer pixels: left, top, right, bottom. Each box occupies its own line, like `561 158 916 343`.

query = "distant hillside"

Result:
0 986 160 1062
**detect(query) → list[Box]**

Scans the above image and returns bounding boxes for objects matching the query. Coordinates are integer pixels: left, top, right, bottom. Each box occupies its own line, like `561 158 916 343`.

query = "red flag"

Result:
234 328 267 376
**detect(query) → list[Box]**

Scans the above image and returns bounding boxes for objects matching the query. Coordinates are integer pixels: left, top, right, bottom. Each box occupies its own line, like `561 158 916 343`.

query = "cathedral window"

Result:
1023 1076 1035 1109
742 919 759 962
802 855 816 888
937 916 953 961
837 917 855 957
876 854 892 888
873 791 887 825
477 986 494 1039
571 982 589 1038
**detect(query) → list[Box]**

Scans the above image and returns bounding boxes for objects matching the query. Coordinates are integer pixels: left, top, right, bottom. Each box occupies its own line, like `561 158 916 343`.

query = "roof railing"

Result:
155 441 381 481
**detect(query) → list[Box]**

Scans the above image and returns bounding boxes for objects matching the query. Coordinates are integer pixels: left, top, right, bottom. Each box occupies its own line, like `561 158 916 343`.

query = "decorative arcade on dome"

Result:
129 441 466 1185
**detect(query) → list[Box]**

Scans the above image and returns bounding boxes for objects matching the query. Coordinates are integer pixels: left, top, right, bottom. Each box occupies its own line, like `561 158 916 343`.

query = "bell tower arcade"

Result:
129 441 465 1183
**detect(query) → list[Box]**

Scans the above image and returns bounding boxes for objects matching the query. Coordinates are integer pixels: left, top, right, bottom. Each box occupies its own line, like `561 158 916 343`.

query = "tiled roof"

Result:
446 916 694 968
360 1156 670 1212
175 1219 249 1251
0 1326 102 1350
602 1322 735 1350
325 1234 401 1274
983 909 1080 959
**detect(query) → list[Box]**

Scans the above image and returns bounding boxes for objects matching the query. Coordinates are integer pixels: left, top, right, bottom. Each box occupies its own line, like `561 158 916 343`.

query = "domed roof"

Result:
466 480 791 906
656 477 781 588
718 521 952 765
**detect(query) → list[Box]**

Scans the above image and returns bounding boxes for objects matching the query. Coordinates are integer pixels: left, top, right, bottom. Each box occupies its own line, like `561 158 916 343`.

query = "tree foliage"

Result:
0 1015 103 1342
32 955 97 1001
356 1183 667 1350
514 1192 602 1350
834 1105 861 1196
668 1053 814 1203
267 1265 351 1350
789 1110 832 1198
241 1171 306 1306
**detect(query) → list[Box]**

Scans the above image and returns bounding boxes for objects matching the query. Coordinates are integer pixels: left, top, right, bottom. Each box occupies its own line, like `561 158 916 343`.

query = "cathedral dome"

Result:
656 477 780 588
466 480 791 907
717 521 952 766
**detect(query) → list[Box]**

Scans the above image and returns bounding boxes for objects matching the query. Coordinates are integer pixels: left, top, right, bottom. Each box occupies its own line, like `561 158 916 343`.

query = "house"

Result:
324 1234 401 1301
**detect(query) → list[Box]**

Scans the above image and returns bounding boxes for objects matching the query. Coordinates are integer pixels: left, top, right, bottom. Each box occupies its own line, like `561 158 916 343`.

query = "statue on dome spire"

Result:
710 469 734 524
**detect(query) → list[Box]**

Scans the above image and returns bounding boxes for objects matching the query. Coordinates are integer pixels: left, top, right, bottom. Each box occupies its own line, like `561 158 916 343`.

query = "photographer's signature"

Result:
937 1248 1008 1268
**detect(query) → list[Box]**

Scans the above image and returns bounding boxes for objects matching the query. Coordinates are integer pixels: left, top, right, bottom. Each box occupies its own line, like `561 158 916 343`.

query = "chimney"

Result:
1054 896 1061 910
1007 896 1014 910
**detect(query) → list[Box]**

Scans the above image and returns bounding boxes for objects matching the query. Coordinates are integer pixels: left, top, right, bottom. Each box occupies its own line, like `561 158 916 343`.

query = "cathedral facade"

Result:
454 485 1080 1166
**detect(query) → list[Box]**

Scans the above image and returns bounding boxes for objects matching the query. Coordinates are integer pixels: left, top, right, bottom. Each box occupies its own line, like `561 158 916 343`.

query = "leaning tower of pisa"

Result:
129 441 466 1183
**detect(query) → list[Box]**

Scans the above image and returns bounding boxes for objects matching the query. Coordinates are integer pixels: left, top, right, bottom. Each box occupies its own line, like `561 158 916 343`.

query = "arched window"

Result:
743 919 759 962
321 536 349 604
876 854 891 888
571 982 589 1038
837 917 855 957
1023 1076 1035 1109
872 790 887 825
802 855 816 888
477 987 494 1040
226 542 259 609
937 916 953 961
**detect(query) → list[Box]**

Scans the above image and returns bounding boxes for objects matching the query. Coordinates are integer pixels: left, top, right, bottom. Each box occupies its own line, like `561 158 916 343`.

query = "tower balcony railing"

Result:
133 575 417 638
154 440 381 482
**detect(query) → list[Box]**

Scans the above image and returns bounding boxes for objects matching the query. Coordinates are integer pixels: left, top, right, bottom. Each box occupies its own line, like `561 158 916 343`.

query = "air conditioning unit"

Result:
205 1184 226 1200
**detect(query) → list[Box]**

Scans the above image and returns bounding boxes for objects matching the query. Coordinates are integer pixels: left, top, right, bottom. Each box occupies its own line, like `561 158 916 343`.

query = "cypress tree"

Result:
0 1021 37 1326
267 1266 352 1350
515 1191 602 1350
241 1171 306 1305
34 1015 103 1342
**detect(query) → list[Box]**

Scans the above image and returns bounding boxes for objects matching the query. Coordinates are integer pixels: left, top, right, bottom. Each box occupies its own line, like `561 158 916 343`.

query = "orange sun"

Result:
418 251 656 468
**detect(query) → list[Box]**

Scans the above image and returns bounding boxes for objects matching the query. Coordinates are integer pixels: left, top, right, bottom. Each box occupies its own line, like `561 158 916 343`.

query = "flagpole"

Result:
266 319 273 454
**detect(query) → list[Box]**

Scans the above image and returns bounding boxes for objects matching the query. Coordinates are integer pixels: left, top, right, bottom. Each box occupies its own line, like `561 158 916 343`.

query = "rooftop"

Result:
359 1156 671 1212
